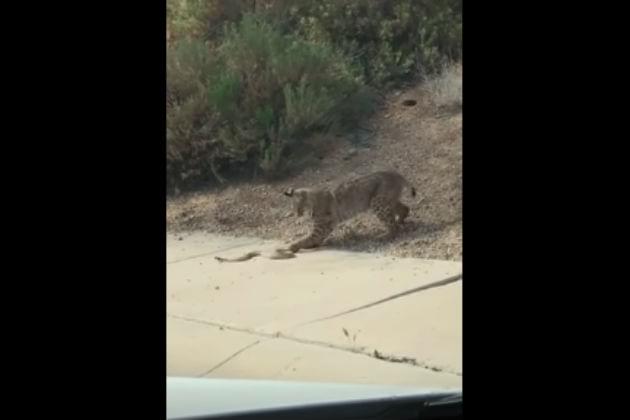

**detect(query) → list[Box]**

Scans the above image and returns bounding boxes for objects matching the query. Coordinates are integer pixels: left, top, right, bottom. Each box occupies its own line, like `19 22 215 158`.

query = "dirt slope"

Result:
167 82 462 261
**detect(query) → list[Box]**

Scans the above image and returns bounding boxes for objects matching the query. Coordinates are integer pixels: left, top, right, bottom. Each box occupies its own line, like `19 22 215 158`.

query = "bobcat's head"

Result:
283 187 309 217
284 187 334 218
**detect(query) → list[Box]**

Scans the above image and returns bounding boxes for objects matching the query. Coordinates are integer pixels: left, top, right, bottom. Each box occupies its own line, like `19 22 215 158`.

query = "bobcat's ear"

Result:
283 188 294 197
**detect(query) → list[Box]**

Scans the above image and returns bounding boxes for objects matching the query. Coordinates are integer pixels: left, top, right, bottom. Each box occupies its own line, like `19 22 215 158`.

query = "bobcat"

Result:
214 170 416 263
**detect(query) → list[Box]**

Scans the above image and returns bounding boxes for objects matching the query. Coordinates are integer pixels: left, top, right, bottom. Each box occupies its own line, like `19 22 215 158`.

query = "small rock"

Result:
343 148 358 161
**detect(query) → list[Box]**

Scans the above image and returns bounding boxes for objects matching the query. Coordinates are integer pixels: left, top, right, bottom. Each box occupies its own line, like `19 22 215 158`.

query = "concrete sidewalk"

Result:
167 232 462 388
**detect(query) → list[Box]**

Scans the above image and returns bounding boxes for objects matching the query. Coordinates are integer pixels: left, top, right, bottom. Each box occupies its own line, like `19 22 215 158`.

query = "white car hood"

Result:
167 377 460 419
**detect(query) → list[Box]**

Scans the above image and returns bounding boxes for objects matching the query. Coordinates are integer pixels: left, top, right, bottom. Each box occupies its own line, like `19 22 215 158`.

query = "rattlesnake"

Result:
214 248 296 263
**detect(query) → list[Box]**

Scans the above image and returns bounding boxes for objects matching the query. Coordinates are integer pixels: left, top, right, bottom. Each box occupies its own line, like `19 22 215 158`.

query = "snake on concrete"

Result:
214 248 296 262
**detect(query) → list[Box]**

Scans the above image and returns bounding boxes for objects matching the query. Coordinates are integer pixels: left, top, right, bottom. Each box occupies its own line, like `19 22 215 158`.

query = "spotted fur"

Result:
284 171 416 252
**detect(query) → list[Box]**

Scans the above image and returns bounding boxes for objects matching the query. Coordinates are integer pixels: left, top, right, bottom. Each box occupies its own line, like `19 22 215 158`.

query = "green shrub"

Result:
167 39 215 190
166 1 462 192
167 14 365 189
167 0 253 42
213 15 363 175
168 0 462 85
259 0 462 86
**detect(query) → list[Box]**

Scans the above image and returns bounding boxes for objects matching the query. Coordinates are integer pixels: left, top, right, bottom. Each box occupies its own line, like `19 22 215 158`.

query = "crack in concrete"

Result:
196 339 263 377
371 350 456 375
296 273 462 327
169 314 461 376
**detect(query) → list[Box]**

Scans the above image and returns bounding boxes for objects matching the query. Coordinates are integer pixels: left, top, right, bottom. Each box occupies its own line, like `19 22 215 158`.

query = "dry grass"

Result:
425 62 462 111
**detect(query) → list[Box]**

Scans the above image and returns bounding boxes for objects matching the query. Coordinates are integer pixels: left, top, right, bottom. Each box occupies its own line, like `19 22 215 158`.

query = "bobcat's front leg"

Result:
288 220 334 252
